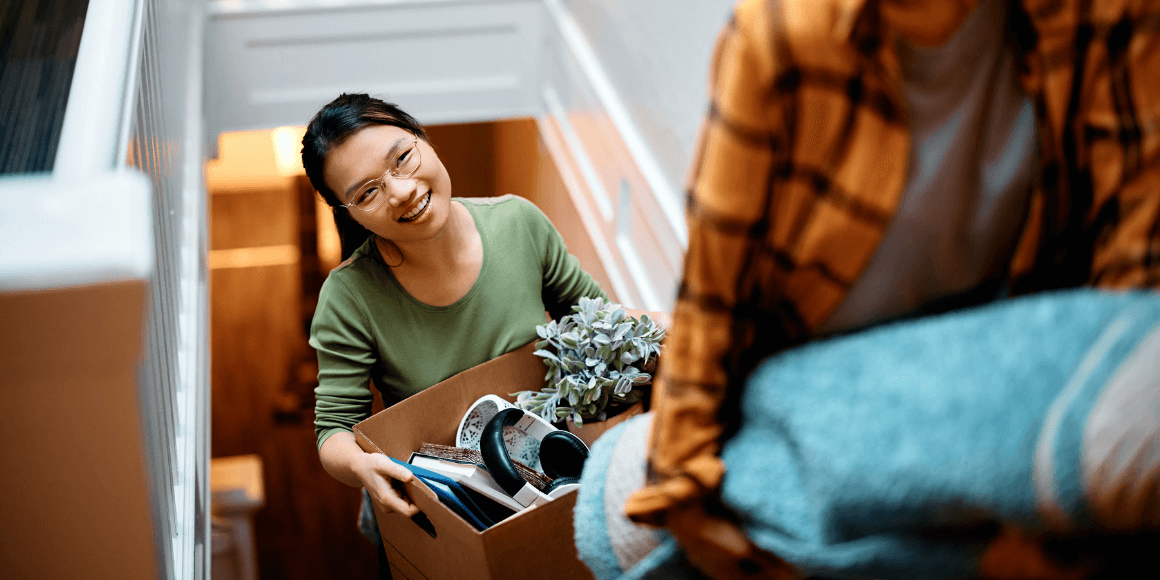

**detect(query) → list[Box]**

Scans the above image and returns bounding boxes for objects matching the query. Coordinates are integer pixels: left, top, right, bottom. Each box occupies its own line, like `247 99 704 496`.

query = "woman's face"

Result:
322 124 454 242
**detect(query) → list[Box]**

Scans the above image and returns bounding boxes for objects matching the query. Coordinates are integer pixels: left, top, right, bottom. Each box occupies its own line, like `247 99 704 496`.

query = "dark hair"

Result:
301 93 428 259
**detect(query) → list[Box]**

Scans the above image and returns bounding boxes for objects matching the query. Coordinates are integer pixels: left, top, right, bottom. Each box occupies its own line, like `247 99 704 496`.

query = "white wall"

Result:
204 0 544 144
564 0 735 201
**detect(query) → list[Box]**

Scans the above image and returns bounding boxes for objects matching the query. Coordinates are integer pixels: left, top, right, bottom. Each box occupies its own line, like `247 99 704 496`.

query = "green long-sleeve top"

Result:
310 195 608 449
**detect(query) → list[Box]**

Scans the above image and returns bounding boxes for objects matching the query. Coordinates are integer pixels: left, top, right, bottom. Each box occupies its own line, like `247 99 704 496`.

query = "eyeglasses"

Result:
343 137 422 212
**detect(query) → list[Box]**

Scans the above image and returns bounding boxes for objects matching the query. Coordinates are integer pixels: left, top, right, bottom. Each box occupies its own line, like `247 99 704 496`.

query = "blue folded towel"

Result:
575 289 1160 579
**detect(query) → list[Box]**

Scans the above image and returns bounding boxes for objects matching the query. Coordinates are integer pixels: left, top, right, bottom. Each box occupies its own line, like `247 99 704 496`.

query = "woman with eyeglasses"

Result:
300 93 610 577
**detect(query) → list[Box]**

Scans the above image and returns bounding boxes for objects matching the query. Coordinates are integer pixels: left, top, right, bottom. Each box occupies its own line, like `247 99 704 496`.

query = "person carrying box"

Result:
300 93 610 579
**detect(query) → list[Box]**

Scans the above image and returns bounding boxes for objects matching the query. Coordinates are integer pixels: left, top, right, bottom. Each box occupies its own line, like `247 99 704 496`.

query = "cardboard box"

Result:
353 342 596 580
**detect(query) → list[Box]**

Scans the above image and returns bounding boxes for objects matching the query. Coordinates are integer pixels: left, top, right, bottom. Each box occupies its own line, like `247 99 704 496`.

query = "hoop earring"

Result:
378 236 404 268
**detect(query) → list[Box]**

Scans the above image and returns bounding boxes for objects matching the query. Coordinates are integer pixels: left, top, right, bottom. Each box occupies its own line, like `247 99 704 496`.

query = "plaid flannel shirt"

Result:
625 0 1160 577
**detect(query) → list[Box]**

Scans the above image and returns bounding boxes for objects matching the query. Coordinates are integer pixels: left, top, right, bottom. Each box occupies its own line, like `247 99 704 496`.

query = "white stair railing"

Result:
54 0 208 577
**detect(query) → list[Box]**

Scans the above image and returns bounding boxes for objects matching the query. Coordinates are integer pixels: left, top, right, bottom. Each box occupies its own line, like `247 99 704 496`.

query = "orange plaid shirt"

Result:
626 0 1160 577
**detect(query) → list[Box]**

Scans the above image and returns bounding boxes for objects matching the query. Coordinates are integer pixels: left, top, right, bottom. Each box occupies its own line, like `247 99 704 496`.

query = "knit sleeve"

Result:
309 274 377 450
520 198 609 319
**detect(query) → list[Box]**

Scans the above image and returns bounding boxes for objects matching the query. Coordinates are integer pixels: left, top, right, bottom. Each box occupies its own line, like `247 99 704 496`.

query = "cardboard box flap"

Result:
353 342 543 459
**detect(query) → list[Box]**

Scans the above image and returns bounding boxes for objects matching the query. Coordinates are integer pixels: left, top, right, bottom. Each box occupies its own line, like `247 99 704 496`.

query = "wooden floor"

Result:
244 423 377 579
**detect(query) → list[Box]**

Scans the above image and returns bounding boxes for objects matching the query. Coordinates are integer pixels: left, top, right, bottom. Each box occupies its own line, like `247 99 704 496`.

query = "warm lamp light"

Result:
272 126 307 177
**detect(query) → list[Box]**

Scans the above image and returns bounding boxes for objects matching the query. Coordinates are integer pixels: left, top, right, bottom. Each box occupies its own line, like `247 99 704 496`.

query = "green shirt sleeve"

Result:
520 199 609 320
310 275 376 450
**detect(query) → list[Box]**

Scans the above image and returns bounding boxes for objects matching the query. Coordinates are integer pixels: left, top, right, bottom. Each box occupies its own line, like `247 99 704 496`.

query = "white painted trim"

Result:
205 0 544 147
251 75 522 106
178 7 210 579
616 234 663 312
541 87 614 220
115 0 147 168
208 0 523 18
55 0 139 174
541 0 687 248
0 172 155 292
535 116 637 307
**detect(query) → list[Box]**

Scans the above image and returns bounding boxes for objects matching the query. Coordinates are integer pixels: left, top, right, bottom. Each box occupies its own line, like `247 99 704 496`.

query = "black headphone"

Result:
479 408 589 507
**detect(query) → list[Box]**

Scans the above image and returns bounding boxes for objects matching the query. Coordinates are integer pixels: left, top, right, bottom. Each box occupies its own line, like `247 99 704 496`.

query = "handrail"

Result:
53 0 141 175
0 172 154 291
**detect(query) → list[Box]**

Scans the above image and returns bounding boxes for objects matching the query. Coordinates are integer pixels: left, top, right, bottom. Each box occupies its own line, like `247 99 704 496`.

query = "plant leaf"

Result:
611 308 626 324
534 349 560 363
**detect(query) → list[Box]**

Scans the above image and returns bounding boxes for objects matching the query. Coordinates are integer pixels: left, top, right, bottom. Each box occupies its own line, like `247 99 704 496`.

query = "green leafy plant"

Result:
513 297 665 426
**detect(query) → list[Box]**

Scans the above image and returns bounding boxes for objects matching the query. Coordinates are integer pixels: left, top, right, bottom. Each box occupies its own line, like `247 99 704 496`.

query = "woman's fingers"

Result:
362 454 420 517
367 475 419 516
651 310 673 330
376 454 415 484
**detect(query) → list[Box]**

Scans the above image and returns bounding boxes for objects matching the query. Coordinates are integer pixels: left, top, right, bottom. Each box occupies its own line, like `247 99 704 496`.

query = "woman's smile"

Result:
398 191 432 222
322 124 455 242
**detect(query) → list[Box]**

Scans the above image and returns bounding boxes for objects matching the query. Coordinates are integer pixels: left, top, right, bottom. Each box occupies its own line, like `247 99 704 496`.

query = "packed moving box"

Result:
353 342 596 580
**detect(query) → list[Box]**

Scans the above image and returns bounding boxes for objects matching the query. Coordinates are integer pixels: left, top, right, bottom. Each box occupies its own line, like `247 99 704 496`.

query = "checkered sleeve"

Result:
1010 0 1160 291
625 0 787 523
1086 3 1160 289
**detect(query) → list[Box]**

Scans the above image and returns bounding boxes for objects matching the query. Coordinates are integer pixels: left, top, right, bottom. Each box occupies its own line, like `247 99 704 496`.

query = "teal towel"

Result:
575 289 1160 579
574 418 631 579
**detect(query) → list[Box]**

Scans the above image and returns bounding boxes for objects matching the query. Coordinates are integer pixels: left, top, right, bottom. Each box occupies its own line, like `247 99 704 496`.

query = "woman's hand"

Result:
626 308 673 330
351 451 420 517
319 431 420 517
647 310 673 330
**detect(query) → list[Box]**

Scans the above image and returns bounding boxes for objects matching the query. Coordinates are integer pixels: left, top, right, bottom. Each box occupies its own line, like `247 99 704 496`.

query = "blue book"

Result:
390 457 498 531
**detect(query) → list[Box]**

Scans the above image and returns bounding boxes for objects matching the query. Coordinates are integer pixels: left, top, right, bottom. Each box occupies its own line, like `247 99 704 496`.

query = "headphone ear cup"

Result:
539 430 589 480
544 476 581 495
479 408 527 497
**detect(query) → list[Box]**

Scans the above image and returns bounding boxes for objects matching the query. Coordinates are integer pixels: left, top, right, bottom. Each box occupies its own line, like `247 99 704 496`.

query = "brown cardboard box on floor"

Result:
353 342 595 580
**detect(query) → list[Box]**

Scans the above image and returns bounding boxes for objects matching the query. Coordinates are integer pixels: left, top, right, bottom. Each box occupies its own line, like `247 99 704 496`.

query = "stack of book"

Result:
404 443 556 529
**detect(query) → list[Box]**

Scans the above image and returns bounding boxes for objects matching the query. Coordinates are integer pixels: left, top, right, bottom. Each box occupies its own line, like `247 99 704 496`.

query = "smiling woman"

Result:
299 93 610 578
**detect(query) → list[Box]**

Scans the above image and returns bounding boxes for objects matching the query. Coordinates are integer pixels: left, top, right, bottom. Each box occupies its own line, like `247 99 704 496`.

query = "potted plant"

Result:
513 297 665 445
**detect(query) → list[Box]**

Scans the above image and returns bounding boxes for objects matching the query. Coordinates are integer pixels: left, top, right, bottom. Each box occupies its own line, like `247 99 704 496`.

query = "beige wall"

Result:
493 118 618 302
0 282 158 579
429 117 616 302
